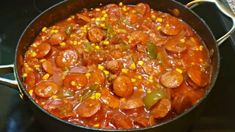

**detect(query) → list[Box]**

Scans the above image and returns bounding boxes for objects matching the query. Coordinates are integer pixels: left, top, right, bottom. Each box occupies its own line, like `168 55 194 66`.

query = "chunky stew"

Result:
22 3 211 129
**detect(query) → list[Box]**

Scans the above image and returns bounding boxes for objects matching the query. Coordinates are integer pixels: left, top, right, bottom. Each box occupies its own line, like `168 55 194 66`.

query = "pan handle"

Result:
187 0 235 46
0 64 18 88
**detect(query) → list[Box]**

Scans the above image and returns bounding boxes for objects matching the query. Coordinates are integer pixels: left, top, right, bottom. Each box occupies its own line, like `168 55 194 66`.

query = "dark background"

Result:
0 0 235 132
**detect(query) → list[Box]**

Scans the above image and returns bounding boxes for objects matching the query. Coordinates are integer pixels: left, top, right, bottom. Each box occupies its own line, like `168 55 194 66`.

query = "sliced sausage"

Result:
87 27 105 43
35 81 58 98
134 116 150 127
75 98 101 118
63 73 88 89
130 31 148 45
100 88 120 108
25 71 37 88
165 37 187 53
172 94 192 114
105 60 122 74
42 60 54 74
113 75 134 97
111 112 133 129
34 43 51 58
89 69 105 85
55 50 78 68
49 32 66 45
136 3 151 17
187 65 209 87
161 16 182 36
160 70 183 88
120 98 144 110
151 98 171 118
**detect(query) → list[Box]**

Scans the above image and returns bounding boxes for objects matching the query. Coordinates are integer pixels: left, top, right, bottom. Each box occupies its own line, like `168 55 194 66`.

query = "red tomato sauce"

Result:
21 3 211 130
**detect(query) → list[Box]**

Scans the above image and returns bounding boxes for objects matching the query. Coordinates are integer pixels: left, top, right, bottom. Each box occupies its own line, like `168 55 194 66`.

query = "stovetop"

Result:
0 0 235 132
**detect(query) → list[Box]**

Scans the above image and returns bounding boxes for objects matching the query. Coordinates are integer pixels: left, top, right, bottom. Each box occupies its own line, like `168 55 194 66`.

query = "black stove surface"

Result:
0 0 235 132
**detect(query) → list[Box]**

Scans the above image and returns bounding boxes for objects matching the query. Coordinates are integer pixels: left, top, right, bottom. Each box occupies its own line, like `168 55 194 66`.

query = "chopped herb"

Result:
65 26 73 35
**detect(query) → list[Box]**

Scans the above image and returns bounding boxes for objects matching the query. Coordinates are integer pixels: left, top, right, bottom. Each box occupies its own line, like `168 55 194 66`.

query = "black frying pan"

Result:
0 0 234 131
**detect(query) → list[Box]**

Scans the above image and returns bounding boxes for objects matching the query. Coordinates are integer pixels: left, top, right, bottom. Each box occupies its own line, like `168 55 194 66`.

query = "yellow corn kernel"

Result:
103 70 109 75
41 27 47 32
101 10 106 14
147 90 152 94
176 68 183 74
29 89 33 96
50 29 58 34
95 92 101 99
31 51 37 57
148 76 153 82
90 95 95 100
199 45 203 51
199 58 203 62
180 39 185 43
95 45 100 50
120 98 126 102
151 14 156 19
166 24 170 27
121 68 129 73
137 61 144 66
98 65 105 70
70 81 77 86
131 78 136 83
122 6 127 11
101 17 105 21
119 2 123 6
95 8 101 11
100 23 106 28
40 59 46 63
103 40 109 45
129 63 136 70
103 13 108 18
137 75 142 79
32 43 38 47
22 73 28 77
95 17 101 21
42 73 50 80
52 95 58 99
93 124 100 128
85 73 91 78
60 42 66 47
156 17 163 22
34 65 40 68
157 26 162 30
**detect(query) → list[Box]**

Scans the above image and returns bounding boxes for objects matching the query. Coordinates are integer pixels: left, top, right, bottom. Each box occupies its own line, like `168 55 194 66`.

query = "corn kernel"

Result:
41 27 47 32
85 73 91 78
129 63 136 70
151 14 156 19
122 6 127 11
29 89 33 96
148 76 153 82
131 78 136 82
103 13 108 18
199 45 203 51
147 90 152 94
95 17 101 21
119 2 123 6
70 81 77 86
199 58 203 62
95 8 101 11
100 23 105 28
101 10 106 14
137 61 144 66
103 70 109 75
60 42 66 47
157 26 162 30
42 73 50 80
93 124 100 128
32 43 38 47
95 92 101 99
34 65 40 68
180 39 185 43
40 59 46 63
166 24 170 27
156 17 163 22
120 98 126 102
52 95 58 99
137 75 142 79
101 17 105 21
98 65 105 70
176 68 183 74
90 95 95 100
31 51 37 57
95 45 100 50
103 40 109 45
22 73 28 77
121 68 129 73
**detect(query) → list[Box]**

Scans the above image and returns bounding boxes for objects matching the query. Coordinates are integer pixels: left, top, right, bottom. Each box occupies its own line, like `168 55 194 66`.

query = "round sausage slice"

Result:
105 60 122 74
113 75 134 97
35 81 58 98
172 94 192 114
49 32 66 45
111 112 133 129
100 88 120 108
63 73 88 89
151 98 171 118
55 50 78 68
161 17 182 36
87 27 105 43
42 60 54 74
187 65 209 87
165 37 187 53
75 98 101 118
89 69 105 85
35 43 51 58
160 70 183 88
120 98 144 110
